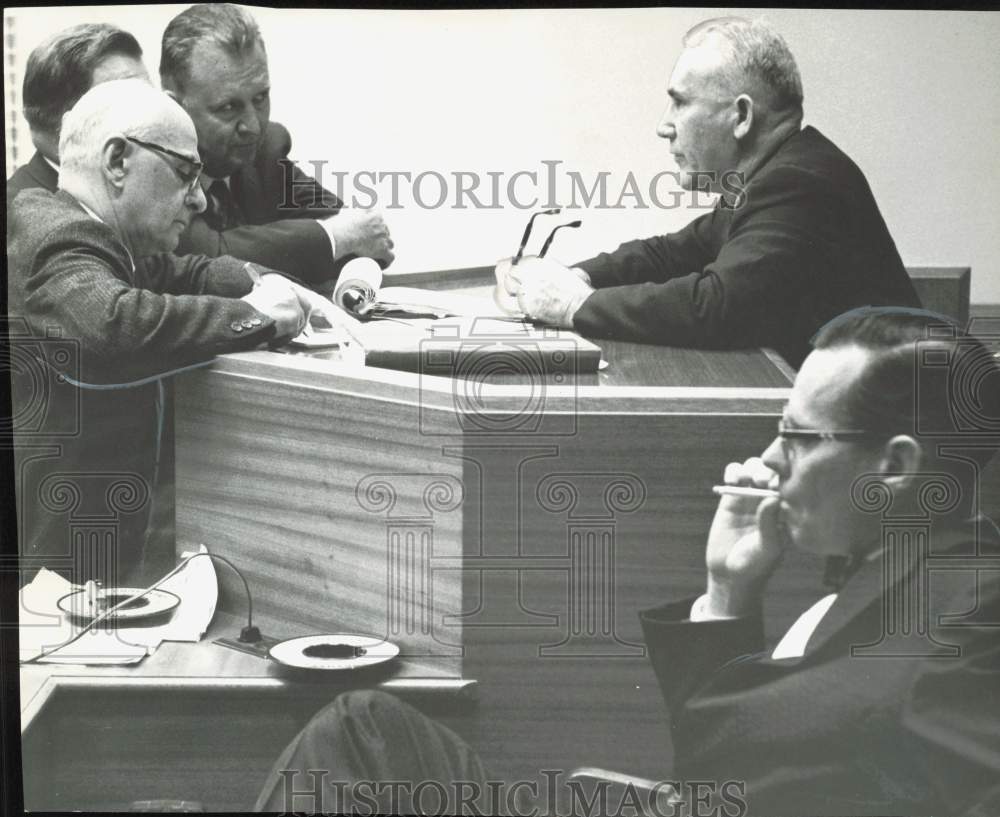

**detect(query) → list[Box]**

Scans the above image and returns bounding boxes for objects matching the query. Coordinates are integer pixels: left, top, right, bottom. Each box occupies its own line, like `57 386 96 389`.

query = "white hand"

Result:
704 456 788 616
327 207 395 265
511 256 594 328
241 274 308 339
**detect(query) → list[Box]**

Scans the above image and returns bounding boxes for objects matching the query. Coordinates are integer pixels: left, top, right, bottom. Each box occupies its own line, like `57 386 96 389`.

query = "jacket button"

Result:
250 317 262 327
230 321 244 332
242 319 255 329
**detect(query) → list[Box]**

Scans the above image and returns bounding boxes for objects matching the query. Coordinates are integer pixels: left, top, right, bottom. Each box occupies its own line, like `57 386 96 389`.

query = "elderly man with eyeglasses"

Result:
7 78 336 586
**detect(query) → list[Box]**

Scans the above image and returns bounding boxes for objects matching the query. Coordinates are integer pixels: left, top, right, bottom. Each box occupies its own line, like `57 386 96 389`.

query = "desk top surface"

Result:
268 267 795 391
20 610 467 727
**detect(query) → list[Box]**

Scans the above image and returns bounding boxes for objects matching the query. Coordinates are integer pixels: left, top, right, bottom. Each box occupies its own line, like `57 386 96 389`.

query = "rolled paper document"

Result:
334 257 383 315
712 485 780 498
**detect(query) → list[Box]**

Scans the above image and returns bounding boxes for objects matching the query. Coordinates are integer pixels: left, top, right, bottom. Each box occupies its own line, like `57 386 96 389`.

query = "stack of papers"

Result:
18 547 218 666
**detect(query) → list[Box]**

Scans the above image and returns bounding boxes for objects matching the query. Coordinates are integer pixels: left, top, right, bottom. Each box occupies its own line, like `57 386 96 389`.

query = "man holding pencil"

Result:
256 308 1000 816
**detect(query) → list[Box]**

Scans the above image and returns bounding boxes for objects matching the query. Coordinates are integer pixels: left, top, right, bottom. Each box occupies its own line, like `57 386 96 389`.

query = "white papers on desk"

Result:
19 569 146 665
352 315 530 348
18 546 218 665
288 322 357 349
151 546 218 643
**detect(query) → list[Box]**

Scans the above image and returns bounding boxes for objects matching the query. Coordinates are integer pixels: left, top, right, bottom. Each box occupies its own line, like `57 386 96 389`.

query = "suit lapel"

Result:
798 557 884 655
798 518 999 656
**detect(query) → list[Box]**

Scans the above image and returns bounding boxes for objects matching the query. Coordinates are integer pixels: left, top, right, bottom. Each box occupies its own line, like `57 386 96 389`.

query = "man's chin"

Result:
228 143 260 171
679 170 716 193
203 151 253 179
156 231 182 255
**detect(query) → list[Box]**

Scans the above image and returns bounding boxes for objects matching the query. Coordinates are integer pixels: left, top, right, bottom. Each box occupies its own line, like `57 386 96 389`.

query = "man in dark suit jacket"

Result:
8 79 336 587
6 22 149 202
253 309 1000 816
159 4 394 286
7 149 58 198
636 308 1000 816
502 18 920 368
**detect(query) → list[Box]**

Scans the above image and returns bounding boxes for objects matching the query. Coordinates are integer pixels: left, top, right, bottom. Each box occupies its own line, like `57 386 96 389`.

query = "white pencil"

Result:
712 485 780 498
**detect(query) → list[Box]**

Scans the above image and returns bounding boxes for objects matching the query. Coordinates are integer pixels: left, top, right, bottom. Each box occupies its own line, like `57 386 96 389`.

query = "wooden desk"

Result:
167 269 798 792
20 611 475 811
17 268 804 810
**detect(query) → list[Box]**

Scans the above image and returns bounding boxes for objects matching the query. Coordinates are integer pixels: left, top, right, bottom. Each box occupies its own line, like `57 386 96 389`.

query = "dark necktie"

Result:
207 179 240 231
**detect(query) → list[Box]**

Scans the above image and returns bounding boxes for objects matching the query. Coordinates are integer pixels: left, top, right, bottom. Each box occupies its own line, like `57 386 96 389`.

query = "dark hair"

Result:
22 23 143 135
812 307 1000 466
160 3 264 92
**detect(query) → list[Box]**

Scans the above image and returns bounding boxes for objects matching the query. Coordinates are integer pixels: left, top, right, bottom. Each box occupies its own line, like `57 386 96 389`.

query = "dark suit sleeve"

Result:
25 220 275 384
639 597 765 715
177 123 345 285
577 208 719 288
134 252 260 297
900 584 1000 817
572 166 839 349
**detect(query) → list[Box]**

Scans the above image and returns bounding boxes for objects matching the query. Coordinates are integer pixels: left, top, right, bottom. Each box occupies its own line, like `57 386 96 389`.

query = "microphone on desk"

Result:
334 257 383 316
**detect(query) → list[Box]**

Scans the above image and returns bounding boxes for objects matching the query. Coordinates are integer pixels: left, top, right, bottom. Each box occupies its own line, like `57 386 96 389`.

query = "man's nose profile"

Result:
188 185 207 214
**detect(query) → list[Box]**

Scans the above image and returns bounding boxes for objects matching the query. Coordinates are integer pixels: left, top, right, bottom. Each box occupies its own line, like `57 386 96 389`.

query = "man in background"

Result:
8 80 334 585
6 22 148 200
506 18 920 368
159 3 394 285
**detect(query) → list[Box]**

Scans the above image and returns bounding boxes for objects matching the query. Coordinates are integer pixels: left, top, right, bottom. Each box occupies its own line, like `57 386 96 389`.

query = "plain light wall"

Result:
5 6 1000 305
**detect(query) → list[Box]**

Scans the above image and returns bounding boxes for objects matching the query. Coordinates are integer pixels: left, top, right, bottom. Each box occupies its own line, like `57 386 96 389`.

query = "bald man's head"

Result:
58 79 207 257
59 79 195 175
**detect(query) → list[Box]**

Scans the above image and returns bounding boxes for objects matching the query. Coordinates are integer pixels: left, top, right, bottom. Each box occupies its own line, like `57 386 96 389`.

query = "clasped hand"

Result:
496 255 594 328
328 207 394 266
241 274 340 341
704 457 788 617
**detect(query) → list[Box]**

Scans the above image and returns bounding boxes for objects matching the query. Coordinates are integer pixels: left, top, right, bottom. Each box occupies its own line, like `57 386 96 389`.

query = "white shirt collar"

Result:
42 154 60 174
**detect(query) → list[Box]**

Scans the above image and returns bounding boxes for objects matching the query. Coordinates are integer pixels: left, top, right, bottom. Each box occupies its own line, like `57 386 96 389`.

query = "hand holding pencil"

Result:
702 457 786 617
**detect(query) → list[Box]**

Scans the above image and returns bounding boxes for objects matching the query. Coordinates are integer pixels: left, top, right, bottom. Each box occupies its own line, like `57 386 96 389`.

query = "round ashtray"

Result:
57 587 181 624
268 633 399 672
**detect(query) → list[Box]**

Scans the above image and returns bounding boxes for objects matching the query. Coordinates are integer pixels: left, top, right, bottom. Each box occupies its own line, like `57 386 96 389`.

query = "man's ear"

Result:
733 94 754 140
102 135 129 191
876 435 924 490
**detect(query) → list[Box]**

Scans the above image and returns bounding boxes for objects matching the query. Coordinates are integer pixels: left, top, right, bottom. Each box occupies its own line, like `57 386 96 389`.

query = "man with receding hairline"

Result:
6 22 149 201
159 3 394 285
503 17 920 368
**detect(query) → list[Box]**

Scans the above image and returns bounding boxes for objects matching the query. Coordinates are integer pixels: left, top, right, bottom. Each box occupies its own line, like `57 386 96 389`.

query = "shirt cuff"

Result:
689 593 740 622
315 217 338 260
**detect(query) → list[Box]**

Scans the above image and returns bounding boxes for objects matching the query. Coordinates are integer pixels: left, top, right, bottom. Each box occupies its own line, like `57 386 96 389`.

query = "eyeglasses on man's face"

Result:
126 136 203 195
776 418 883 461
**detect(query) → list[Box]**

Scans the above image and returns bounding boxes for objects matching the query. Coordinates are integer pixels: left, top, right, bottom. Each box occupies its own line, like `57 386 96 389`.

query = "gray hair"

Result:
684 17 804 115
59 79 187 178
160 3 265 92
